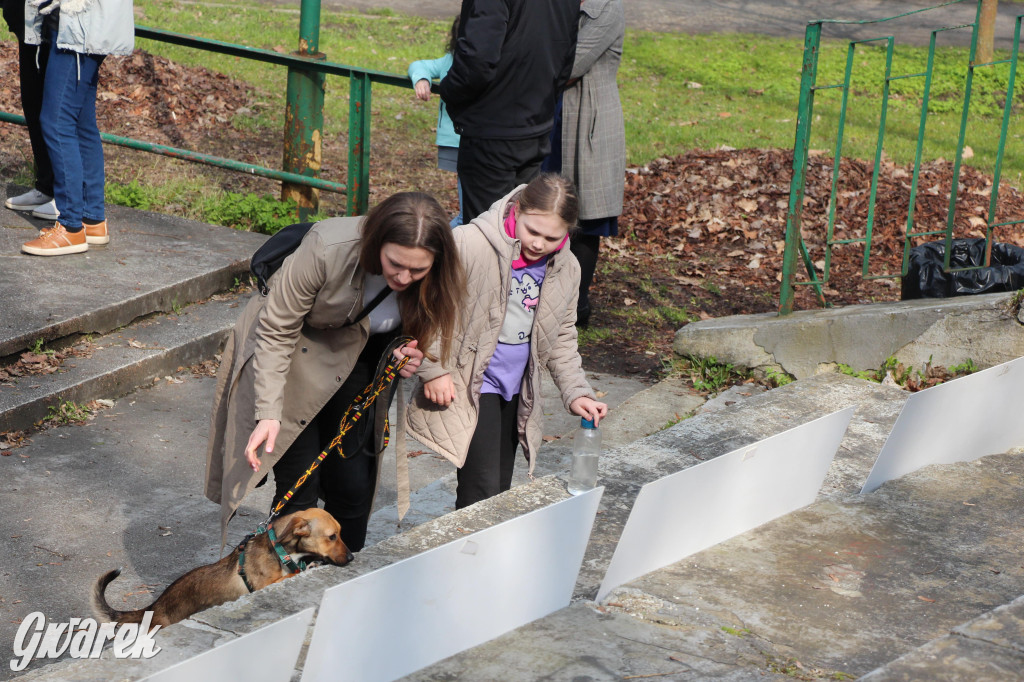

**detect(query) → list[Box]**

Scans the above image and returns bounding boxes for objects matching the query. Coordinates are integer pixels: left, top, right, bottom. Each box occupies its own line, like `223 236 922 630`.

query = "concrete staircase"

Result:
0 198 266 433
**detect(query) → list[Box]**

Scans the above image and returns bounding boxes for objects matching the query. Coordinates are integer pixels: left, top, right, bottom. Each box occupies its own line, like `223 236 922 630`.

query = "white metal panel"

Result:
142 608 313 682
301 488 603 682
861 356 1024 493
597 408 854 602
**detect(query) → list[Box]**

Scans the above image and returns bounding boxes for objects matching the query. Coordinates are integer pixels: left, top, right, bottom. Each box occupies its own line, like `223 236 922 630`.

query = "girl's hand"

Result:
414 79 432 101
394 339 424 378
245 419 281 471
423 374 456 406
570 397 608 426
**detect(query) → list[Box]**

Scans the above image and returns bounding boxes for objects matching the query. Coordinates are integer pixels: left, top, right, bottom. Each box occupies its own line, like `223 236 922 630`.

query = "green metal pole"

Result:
780 22 822 315
282 0 325 221
348 72 371 216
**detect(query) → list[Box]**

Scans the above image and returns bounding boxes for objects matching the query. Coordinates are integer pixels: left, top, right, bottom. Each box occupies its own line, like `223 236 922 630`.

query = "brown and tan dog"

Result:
92 508 352 626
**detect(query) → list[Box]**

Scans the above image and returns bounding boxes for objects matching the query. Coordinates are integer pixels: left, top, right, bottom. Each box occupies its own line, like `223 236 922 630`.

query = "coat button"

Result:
300 419 307 426
301 347 308 353
336 376 342 382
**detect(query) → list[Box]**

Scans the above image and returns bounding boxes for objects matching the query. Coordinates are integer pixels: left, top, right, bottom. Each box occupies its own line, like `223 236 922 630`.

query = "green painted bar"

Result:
986 17 1023 246
134 26 409 88
779 0 1024 311
347 73 372 217
0 111 346 193
780 21 825 314
943 1 983 268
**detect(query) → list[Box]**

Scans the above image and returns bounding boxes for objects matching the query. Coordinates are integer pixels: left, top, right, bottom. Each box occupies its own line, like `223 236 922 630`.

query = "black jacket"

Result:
440 0 579 140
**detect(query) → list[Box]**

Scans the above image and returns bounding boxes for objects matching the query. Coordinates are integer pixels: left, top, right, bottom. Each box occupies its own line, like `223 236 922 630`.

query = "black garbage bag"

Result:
901 238 1024 299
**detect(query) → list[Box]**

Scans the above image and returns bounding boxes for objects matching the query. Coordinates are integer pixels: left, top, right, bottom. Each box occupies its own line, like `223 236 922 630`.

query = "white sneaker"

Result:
31 199 60 221
5 188 53 212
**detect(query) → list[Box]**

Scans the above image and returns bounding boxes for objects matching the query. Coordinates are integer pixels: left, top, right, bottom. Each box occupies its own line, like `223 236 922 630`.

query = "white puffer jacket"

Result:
25 0 135 57
407 186 595 472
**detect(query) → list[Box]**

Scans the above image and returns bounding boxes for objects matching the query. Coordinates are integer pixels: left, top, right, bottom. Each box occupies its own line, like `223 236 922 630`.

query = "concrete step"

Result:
1 197 266 433
860 594 1024 681
0 290 253 433
0 200 266 359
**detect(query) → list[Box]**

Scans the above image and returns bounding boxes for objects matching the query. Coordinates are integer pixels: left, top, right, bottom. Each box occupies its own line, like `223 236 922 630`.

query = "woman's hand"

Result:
393 339 424 378
423 374 456 406
414 79 432 101
570 397 608 426
245 419 281 472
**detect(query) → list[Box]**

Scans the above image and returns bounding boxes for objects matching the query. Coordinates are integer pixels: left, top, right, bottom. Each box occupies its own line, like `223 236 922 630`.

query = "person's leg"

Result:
16 30 54 197
496 395 520 494
40 38 97 231
319 443 377 552
316 356 377 551
456 393 506 508
457 137 521 223
270 421 326 515
23 37 95 254
511 134 551 188
449 175 464 228
78 54 106 226
570 233 601 327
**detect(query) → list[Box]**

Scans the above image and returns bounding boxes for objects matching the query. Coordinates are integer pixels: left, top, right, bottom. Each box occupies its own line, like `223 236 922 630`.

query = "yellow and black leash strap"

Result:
262 334 414 526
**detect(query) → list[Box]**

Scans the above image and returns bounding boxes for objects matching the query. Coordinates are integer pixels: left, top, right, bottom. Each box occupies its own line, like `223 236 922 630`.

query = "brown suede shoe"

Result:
84 220 109 245
22 223 88 256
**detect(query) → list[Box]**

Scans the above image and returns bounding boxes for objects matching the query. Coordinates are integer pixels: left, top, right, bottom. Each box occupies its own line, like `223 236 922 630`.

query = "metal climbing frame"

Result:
779 0 1024 314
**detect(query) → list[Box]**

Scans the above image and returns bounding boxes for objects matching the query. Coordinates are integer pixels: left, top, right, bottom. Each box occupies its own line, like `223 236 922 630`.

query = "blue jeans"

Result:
41 35 106 230
449 177 464 228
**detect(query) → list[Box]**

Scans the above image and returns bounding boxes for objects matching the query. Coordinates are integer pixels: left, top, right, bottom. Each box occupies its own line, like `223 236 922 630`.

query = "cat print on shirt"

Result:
498 267 545 344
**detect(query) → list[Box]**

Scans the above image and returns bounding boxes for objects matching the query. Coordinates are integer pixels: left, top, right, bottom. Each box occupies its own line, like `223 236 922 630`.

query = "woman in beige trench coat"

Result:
205 193 464 550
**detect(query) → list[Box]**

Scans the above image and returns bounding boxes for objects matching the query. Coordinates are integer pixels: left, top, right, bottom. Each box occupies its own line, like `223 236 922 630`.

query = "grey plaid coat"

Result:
561 0 626 221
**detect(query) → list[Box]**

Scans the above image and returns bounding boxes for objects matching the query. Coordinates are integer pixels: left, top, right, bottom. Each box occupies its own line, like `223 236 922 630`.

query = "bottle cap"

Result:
580 417 596 429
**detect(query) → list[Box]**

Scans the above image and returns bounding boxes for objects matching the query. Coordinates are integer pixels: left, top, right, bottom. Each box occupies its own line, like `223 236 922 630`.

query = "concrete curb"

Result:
674 292 1024 379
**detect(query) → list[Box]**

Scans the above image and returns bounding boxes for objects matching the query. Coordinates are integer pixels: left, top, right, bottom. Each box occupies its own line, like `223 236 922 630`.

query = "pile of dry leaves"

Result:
617 148 1024 312
0 44 256 154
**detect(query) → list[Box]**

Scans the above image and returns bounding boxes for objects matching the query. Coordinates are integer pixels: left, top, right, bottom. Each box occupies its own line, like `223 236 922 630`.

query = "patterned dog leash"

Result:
260 334 414 529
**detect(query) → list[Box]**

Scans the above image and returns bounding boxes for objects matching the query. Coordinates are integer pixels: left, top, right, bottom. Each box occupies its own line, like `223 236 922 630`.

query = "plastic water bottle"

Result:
568 417 601 495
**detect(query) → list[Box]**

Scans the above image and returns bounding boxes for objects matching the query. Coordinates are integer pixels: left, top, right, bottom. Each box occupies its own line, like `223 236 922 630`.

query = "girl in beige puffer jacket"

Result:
408 174 608 508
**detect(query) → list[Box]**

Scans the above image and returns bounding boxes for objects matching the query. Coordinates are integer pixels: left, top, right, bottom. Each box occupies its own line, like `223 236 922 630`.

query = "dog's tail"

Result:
92 568 149 624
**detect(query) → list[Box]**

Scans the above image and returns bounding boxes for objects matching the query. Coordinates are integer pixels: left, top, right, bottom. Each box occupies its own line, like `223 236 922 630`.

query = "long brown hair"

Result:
516 173 579 228
359 192 464 363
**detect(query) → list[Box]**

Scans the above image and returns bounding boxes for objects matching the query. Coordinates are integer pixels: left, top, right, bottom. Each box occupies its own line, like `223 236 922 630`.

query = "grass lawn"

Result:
131 0 1024 181
4 0 1022 224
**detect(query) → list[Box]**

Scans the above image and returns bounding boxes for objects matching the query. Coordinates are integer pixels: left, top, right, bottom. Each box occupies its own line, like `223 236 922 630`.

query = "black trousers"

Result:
570 233 601 326
3 0 53 196
457 134 550 223
271 332 398 552
456 393 521 509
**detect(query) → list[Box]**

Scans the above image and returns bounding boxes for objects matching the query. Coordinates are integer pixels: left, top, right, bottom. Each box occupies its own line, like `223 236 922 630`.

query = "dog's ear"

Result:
279 515 311 543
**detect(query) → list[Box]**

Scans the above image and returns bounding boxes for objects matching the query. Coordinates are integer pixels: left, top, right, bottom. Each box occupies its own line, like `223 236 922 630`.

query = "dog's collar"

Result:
235 527 308 594
267 527 308 574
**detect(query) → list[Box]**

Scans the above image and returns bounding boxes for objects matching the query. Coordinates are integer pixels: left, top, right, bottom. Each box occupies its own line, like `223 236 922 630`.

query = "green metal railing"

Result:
0 6 419 218
779 0 1024 314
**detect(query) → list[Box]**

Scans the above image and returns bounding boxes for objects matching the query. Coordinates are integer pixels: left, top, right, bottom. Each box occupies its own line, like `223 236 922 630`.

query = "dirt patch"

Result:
3 46 1021 382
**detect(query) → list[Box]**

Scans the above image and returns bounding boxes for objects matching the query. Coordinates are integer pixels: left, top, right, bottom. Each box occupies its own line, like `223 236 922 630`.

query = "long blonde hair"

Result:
359 193 464 363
